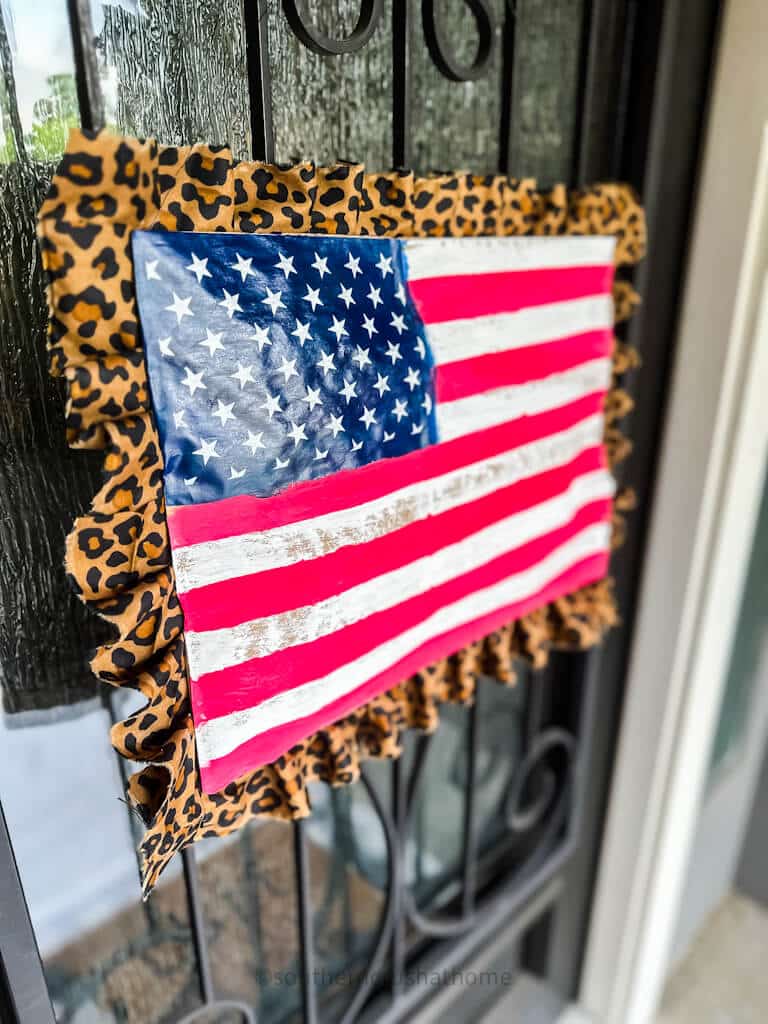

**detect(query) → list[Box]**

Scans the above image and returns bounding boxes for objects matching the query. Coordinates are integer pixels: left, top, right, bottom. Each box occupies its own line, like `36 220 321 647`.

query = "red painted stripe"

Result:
198 550 609 791
407 264 615 325
180 445 607 631
435 329 613 404
169 392 606 549
190 499 611 723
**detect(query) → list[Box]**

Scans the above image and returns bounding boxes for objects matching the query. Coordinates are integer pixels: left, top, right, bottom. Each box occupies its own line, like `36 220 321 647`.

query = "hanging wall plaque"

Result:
38 130 645 892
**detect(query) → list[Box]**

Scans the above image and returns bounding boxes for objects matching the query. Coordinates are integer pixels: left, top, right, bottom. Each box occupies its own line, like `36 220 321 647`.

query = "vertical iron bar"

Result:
609 0 640 181
461 696 481 917
102 691 159 930
497 0 517 174
0 803 55 1024
66 0 105 132
293 819 318 1024
390 757 407 998
0 11 26 162
244 0 275 161
391 0 411 168
181 847 216 1006
568 0 596 187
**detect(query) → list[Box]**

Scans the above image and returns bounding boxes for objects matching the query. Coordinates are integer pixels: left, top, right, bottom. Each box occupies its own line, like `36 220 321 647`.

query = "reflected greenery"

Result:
0 71 88 164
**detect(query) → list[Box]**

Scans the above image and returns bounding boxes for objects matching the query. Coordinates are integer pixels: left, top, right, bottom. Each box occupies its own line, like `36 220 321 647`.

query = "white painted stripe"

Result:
404 235 616 281
437 358 612 443
195 521 611 764
427 294 614 366
173 414 606 591
186 469 614 674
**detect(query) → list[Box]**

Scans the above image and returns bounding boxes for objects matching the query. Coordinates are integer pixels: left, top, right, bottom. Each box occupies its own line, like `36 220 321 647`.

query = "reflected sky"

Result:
2 0 75 132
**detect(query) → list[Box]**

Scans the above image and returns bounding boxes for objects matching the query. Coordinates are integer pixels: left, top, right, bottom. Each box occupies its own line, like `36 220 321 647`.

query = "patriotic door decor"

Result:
40 130 644 891
133 230 616 793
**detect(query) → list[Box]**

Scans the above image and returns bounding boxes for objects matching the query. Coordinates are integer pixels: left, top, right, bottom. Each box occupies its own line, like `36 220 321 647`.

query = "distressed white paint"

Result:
173 413 605 589
186 468 614 673
425 296 614 366
436 358 612 441
196 522 611 763
404 235 616 280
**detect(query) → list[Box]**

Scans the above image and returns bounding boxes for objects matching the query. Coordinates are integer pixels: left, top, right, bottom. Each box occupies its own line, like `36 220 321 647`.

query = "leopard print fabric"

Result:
38 130 645 895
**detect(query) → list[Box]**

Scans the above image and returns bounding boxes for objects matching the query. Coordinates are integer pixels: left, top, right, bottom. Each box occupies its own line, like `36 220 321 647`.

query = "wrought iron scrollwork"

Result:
282 0 385 55
505 727 576 836
283 0 496 84
422 0 496 82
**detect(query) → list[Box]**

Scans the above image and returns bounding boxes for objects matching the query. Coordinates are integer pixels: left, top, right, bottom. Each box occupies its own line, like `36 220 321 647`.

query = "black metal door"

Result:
0 2 721 1022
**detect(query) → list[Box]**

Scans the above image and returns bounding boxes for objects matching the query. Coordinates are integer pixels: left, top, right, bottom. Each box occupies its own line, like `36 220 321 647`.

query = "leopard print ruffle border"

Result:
38 129 645 895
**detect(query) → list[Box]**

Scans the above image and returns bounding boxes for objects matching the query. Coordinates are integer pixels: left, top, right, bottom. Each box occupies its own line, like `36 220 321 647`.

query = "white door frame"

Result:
573 1 768 1021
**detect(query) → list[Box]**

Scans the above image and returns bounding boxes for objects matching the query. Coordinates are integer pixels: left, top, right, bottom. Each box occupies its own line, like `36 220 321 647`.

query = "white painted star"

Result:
275 252 296 278
383 430 395 442
339 378 357 404
250 324 271 351
219 289 242 319
352 344 372 370
229 466 246 479
261 392 283 419
314 446 329 461
145 259 161 281
181 366 206 395
329 316 348 342
395 282 407 305
302 384 323 411
213 399 235 426
367 284 382 308
404 366 421 391
243 430 266 454
373 372 390 397
421 392 433 416
277 355 299 383
311 252 330 278
186 253 211 284
291 319 312 346
158 336 174 358
275 455 290 470
262 287 286 315
376 252 393 278
351 439 364 452
173 409 186 428
199 329 224 356
390 312 407 335
304 285 323 311
316 349 336 375
385 340 403 364
287 419 308 447
359 405 377 430
411 420 424 436
392 397 409 422
231 362 255 389
166 292 193 324
325 413 345 438
193 437 219 465
338 283 355 309
345 253 362 278
361 315 378 339
414 337 426 359
184 476 197 486
231 252 256 282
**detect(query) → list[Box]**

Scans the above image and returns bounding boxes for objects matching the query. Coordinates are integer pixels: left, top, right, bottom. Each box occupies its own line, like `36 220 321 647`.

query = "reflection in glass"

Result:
0 0 79 163
0 698 201 1023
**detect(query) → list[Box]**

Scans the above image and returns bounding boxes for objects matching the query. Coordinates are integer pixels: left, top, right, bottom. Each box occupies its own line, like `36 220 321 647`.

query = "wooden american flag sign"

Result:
132 230 616 793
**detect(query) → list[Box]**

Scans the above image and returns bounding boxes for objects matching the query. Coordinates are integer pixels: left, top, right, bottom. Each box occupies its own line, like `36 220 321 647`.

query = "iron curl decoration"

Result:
282 0 385 55
504 727 576 836
422 0 496 82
